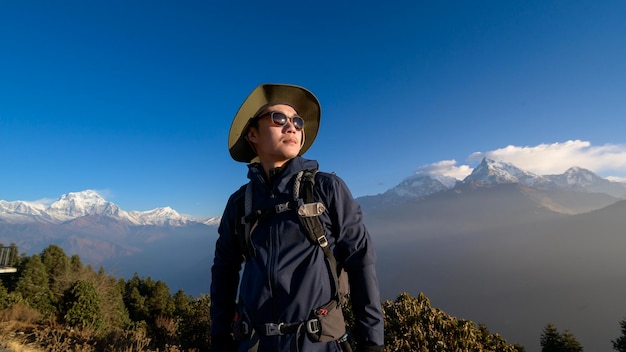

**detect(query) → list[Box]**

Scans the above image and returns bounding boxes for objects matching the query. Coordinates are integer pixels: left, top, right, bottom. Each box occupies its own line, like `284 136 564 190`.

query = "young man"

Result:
210 84 384 352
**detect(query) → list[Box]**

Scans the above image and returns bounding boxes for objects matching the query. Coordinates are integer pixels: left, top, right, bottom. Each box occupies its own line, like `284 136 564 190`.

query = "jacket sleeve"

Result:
322 174 385 346
210 190 244 336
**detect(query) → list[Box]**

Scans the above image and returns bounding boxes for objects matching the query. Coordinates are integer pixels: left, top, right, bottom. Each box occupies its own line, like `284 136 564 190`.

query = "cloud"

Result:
607 176 626 183
468 140 626 176
31 198 56 206
419 140 626 180
416 160 473 179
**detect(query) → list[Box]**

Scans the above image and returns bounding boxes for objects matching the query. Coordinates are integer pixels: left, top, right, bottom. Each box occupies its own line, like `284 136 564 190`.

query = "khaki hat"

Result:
228 84 321 162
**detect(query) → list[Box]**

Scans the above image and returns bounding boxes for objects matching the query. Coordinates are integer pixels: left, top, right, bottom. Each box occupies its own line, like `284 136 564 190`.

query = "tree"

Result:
62 280 105 331
540 323 583 352
178 294 211 351
40 244 70 304
561 330 583 352
613 319 626 352
14 254 55 315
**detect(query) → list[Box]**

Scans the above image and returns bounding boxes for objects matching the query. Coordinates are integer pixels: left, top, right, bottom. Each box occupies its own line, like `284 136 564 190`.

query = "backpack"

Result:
234 169 350 343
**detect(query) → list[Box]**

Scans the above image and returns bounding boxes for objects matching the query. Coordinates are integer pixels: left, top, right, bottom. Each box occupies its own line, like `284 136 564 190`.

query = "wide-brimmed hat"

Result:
228 83 321 163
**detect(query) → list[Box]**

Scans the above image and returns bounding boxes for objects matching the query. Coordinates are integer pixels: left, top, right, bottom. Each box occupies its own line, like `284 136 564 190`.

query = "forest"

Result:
1 243 625 352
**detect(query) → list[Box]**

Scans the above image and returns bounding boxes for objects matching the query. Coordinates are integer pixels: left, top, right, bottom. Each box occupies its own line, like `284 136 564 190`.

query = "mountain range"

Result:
358 158 626 212
1 158 626 352
0 189 220 226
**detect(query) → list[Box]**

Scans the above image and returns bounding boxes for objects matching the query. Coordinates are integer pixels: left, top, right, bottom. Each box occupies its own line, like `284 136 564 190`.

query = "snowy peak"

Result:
49 190 123 218
0 190 194 226
552 167 605 187
388 173 457 198
128 206 188 226
463 158 551 187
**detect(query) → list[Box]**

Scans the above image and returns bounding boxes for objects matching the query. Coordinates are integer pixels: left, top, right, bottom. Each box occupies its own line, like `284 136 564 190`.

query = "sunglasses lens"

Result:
292 116 304 130
271 112 288 126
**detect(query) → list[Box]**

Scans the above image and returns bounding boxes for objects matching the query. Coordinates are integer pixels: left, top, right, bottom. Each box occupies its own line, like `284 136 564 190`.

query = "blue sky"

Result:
1 1 625 218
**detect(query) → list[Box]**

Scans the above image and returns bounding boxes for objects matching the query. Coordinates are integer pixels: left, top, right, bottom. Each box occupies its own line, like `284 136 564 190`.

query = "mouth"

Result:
284 138 298 144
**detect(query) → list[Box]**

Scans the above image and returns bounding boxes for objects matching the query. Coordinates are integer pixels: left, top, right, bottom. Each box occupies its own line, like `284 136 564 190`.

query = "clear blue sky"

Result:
1 1 625 218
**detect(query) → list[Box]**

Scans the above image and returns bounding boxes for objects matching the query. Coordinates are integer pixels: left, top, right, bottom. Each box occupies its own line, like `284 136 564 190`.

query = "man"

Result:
210 84 384 352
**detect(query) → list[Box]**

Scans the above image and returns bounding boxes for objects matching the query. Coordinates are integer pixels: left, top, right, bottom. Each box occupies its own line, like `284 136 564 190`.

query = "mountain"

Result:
0 190 217 294
358 172 458 210
546 166 626 197
463 158 553 187
0 190 194 226
360 158 626 214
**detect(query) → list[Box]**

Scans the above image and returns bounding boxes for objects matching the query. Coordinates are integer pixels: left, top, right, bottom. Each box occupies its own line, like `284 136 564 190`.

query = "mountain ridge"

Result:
0 190 220 226
358 158 626 212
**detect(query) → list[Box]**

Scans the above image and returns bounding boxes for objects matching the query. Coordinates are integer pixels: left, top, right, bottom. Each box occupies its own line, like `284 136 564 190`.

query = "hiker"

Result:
210 84 384 352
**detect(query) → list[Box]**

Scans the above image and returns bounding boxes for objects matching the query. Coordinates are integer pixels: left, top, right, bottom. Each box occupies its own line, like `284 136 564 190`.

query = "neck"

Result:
260 159 291 179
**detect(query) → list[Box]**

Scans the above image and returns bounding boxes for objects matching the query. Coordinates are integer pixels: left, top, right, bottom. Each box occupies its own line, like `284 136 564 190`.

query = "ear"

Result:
247 127 258 144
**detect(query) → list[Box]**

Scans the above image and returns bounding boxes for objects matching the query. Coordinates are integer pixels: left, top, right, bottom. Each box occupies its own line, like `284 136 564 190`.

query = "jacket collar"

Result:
247 156 319 193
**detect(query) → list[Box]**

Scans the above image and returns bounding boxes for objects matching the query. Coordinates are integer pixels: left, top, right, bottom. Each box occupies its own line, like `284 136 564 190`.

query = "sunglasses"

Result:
256 111 305 131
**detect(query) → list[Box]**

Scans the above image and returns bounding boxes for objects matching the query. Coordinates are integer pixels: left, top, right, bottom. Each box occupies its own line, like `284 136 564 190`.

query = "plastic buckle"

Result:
275 202 290 213
317 235 329 248
265 322 284 336
307 319 320 334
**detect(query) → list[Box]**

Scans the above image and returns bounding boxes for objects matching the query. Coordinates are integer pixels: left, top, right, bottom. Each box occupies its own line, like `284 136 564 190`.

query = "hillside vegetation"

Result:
1 244 624 352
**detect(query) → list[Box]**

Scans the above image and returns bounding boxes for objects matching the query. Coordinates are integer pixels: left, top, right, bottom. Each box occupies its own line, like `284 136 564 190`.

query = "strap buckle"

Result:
265 322 284 336
275 202 291 213
317 235 329 248
306 319 320 334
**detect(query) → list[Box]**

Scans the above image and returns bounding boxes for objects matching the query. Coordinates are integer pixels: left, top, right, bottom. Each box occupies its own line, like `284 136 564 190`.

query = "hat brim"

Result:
228 84 321 163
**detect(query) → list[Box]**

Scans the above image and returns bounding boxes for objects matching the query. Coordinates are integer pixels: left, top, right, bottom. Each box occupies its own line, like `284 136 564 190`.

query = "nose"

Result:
284 118 298 133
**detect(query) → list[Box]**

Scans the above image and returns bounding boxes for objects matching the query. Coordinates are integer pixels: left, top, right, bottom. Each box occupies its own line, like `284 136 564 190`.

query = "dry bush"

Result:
0 303 42 324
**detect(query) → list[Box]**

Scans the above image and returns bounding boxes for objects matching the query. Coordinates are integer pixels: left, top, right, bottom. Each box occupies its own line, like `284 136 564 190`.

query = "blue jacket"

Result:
211 157 384 351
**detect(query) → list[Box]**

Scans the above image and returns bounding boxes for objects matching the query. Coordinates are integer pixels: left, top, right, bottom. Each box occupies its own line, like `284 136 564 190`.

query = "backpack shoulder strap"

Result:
233 182 256 260
296 169 348 302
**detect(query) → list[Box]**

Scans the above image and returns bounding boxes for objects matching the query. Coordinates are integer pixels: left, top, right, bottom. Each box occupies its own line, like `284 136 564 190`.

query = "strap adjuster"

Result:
275 202 291 213
306 319 320 334
265 322 284 336
317 235 329 248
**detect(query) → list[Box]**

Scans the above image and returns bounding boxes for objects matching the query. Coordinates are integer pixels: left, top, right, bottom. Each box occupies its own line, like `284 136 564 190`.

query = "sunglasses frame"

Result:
256 111 305 131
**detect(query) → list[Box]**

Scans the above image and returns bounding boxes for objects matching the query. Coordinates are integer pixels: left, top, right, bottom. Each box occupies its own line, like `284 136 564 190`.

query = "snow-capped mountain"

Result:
463 158 553 187
357 158 626 212
462 159 626 197
547 166 609 188
545 166 626 197
0 190 194 226
388 173 458 198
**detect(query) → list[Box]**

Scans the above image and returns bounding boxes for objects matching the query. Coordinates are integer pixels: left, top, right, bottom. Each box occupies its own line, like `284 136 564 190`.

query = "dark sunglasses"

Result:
256 111 305 130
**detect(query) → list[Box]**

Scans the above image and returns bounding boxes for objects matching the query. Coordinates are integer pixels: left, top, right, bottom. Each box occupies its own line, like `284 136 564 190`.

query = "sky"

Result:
1 1 625 219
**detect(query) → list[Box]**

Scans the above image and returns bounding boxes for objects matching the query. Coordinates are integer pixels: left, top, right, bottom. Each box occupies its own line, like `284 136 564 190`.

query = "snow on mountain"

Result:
388 172 457 199
48 190 129 220
547 166 605 188
463 158 553 187
0 200 54 223
128 207 190 226
0 190 194 226
546 167 626 197
359 158 626 212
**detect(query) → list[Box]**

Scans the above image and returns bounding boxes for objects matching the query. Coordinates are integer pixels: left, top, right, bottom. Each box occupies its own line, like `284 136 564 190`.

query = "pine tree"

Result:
561 330 583 352
62 280 105 331
540 323 583 352
14 254 55 315
540 324 561 352
613 319 626 352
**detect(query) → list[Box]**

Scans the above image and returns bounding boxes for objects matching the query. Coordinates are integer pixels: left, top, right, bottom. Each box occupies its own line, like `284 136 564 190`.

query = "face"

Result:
247 104 304 168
